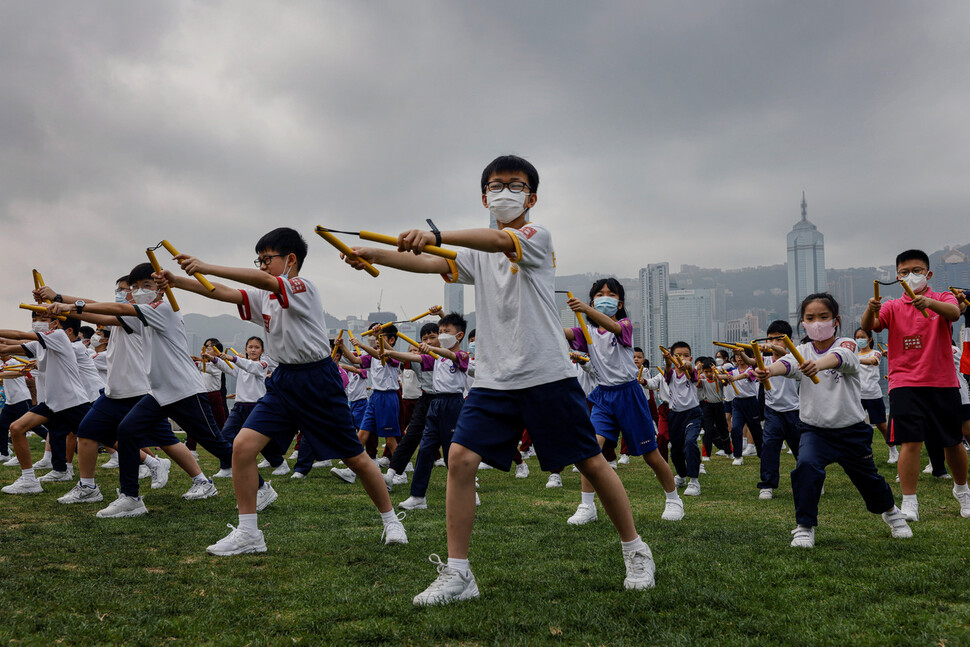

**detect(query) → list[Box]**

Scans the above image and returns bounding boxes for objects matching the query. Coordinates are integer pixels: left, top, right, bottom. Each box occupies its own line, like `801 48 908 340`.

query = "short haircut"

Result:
115 275 129 285
60 316 82 337
256 227 308 271
204 337 224 352
438 312 467 334
381 323 398 338
420 322 439 337
895 249 929 269
128 262 155 284
766 319 793 336
698 357 715 369
633 346 644 354
715 349 729 361
854 327 873 345
480 155 539 193
468 328 476 339
78 326 95 340
670 341 691 354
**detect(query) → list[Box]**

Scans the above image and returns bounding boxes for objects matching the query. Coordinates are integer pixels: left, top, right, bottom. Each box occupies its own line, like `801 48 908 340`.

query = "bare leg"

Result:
898 441 922 496
384 436 398 455
345 452 392 512
231 429 270 515
77 438 99 479
577 453 637 541
160 442 203 478
445 443 481 559
643 449 676 492
10 412 50 469
944 443 969 487
579 436 607 494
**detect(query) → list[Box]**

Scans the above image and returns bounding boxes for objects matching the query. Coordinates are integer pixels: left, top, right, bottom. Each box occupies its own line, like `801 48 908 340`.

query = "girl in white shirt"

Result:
854 328 895 464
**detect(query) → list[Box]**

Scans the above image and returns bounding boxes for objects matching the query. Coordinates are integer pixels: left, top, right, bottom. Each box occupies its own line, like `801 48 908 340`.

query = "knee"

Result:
446 444 478 473
232 432 263 458
8 421 27 437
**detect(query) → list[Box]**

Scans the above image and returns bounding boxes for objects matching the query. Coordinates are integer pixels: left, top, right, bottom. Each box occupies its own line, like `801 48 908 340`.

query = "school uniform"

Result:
388 361 434 475
91 351 108 384
358 355 402 438
664 367 704 479
697 375 731 456
730 366 764 458
1 360 33 453
197 360 229 429
758 355 801 490
72 340 103 403
857 348 887 428
720 361 737 414
643 372 671 462
215 355 285 466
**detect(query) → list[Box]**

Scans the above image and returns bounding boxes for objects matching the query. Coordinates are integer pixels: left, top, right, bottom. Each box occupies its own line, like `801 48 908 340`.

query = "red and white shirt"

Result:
238 275 331 365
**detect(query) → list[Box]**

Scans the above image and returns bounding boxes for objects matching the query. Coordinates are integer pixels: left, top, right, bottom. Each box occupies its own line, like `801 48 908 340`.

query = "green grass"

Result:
1 438 969 646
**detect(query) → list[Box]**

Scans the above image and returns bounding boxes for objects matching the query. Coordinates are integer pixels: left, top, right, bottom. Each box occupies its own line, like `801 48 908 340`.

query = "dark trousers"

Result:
668 407 703 478
791 421 894 527
410 394 463 497
758 407 801 490
700 401 731 456
389 391 435 474
47 403 92 472
731 396 763 458
0 400 30 451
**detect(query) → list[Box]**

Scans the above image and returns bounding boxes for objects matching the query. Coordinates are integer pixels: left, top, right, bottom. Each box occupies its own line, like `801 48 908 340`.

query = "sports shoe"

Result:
34 455 53 470
661 498 684 521
515 462 529 479
290 471 306 479
392 473 408 485
790 525 815 548
272 462 291 476
288 449 299 460
58 483 103 504
405 462 414 473
212 467 233 478
478 462 493 470
684 480 701 497
2 475 43 494
673 475 687 488
331 467 356 484
377 456 390 468
623 546 656 589
882 508 913 538
567 502 597 525
399 495 427 510
742 444 757 457
413 554 479 606
701 455 710 462
138 464 150 479
923 463 934 474
475 492 481 506
572 465 580 473
887 446 899 464
936 472 952 480
39 467 73 482
900 499 919 522
714 450 728 457
608 460 618 470
382 511 408 545
190 450 199 460
4 455 20 467
434 458 446 468
759 488 774 500
546 473 562 488
698 464 707 475
256 459 272 468
732 457 744 466
256 481 278 511
313 459 332 469
206 524 267 556
102 454 120 469
618 454 630 465
183 479 218 500
384 468 397 491
953 487 970 518
97 490 148 518
150 458 171 490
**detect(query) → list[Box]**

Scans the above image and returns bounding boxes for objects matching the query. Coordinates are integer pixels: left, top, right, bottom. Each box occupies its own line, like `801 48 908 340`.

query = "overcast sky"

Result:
2 1 968 328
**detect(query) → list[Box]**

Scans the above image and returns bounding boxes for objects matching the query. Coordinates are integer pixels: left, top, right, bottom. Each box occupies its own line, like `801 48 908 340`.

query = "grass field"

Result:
2 436 969 647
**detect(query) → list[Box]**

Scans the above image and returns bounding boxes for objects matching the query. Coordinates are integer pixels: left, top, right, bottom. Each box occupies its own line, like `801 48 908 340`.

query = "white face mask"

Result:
114 290 129 303
32 321 52 333
715 358 724 366
487 189 528 224
90 334 103 346
902 272 927 294
131 288 157 305
437 333 457 349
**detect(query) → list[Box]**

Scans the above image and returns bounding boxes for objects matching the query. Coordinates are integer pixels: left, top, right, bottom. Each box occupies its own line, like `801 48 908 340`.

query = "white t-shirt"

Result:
216 356 269 404
195 360 223 393
360 355 400 392
448 223 574 390
408 360 436 395
666 367 700 412
103 316 152 399
569 318 636 387
73 340 103 402
1 360 31 405
696 375 722 404
133 300 206 406
644 371 671 404
720 361 737 402
732 364 760 398
765 355 799 412
420 351 470 394
237 275 331 365
346 369 369 402
22 329 88 412
857 348 884 400
777 337 864 428
400 368 421 400
574 359 599 396
92 352 108 384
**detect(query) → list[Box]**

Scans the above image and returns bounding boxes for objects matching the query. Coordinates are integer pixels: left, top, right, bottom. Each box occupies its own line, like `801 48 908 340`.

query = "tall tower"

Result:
639 263 669 367
787 192 826 327
443 283 464 314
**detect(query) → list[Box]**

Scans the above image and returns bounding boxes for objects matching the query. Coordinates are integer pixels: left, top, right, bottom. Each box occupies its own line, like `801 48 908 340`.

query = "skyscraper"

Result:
444 283 464 314
666 288 714 360
639 263 669 366
787 192 826 327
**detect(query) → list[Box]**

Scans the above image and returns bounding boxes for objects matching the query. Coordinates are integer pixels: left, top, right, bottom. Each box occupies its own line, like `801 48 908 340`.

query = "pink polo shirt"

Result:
872 287 959 390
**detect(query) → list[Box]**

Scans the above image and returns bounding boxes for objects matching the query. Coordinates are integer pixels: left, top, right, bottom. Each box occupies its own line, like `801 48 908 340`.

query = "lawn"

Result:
1 437 968 646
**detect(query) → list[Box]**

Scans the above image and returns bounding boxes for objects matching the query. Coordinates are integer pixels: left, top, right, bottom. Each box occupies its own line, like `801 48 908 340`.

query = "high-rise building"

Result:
787 192 826 327
444 283 464 314
667 289 714 360
639 263 669 366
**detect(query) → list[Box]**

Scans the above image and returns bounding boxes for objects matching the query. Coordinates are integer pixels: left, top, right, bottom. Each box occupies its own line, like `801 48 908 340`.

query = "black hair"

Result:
480 155 539 193
420 322 439 337
127 262 155 284
588 277 628 320
102 327 111 339
203 337 228 403
670 341 691 354
468 328 476 340
854 327 873 347
60 316 82 338
374 323 398 340
633 346 644 354
895 249 930 269
766 319 793 336
715 349 730 361
256 227 308 271
698 357 715 369
116 275 129 285
798 292 841 341
246 336 264 350
204 338 224 352
438 312 467 334
79 326 95 340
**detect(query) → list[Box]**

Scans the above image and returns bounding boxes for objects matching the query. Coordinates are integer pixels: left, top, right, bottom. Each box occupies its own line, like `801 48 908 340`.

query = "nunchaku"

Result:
874 279 928 318
315 226 458 279
555 291 593 346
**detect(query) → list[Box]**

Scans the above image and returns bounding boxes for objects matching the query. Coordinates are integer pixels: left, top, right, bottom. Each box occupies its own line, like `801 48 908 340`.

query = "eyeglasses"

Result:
896 268 927 278
253 254 284 268
485 181 532 194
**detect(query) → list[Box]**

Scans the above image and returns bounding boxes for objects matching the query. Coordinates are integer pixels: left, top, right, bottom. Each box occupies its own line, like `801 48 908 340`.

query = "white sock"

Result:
620 535 646 553
21 468 36 480
238 513 258 533
142 455 159 469
380 509 398 525
80 477 96 488
581 491 595 506
192 473 209 485
954 483 970 494
665 489 680 500
43 450 52 460
447 557 470 574
902 494 918 505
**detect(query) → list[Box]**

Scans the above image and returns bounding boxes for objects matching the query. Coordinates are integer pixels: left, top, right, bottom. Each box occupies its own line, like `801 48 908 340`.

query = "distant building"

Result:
726 318 752 344
667 289 714 360
639 263 670 366
444 283 464 315
787 192 826 327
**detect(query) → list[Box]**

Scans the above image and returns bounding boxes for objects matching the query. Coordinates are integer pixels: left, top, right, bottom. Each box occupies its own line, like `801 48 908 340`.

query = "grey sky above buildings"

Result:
2 2 969 328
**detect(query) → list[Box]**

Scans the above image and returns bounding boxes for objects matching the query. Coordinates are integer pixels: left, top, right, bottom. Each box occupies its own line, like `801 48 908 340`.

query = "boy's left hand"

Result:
397 230 435 255
48 302 72 315
33 286 57 303
910 294 930 311
174 254 209 277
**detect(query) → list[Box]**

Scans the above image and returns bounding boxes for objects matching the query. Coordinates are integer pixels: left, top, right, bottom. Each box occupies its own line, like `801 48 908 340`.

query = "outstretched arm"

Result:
344 246 451 275
169 254 279 295
156 268 245 304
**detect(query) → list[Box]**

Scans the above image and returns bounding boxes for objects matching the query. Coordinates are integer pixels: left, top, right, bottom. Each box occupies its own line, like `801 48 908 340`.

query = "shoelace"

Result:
624 550 651 576
423 553 460 590
380 511 407 543
791 527 812 541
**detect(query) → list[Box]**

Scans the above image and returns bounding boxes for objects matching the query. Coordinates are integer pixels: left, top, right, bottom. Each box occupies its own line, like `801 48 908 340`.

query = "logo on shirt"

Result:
287 278 307 294
902 335 922 351
519 226 538 239
840 340 856 351
262 314 272 332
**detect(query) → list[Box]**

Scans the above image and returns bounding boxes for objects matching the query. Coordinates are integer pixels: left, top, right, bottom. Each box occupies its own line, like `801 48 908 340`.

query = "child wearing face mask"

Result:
853 327 895 464
862 249 969 522
756 293 911 548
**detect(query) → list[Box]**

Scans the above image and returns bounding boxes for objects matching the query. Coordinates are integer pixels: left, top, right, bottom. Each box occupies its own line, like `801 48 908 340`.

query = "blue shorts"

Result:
244 358 364 461
587 380 658 456
78 394 173 445
30 401 91 437
723 401 732 414
222 402 257 445
453 377 602 472
0 400 30 436
360 390 401 437
861 398 887 426
350 398 368 429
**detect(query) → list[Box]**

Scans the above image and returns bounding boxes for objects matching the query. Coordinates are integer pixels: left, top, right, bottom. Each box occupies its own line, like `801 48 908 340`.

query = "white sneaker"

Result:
715 450 727 457
138 464 150 479
289 449 299 460
331 467 356 483
206 524 267 556
759 488 774 500
475 492 481 506
182 479 218 500
923 463 934 474
382 511 408 545
313 459 332 469
618 454 630 465
150 458 171 490
272 462 291 476
698 464 707 475
572 465 580 473
887 446 899 464
212 467 233 479
790 525 815 548
290 471 306 479
256 459 272 468
256 481 278 511
701 456 710 462
567 502 598 525
97 489 148 518
33 455 53 470
2 475 43 494
377 456 390 468
882 508 913 538
953 488 970 518
4 455 20 467
674 475 687 488
684 480 701 497
545 473 562 488
102 454 120 469
399 495 427 510
623 546 656 590
608 460 618 470
742 445 757 457
58 483 103 504
413 554 480 607
384 468 397 491
478 462 493 470
900 499 919 522
434 458 446 468
515 462 529 479
190 450 199 460
936 472 952 480
405 462 414 473
392 473 408 485
39 467 73 482
661 498 684 521
732 457 744 466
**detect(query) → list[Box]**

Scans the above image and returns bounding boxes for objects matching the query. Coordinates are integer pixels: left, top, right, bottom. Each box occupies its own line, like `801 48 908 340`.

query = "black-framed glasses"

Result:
485 181 532 194
254 254 284 268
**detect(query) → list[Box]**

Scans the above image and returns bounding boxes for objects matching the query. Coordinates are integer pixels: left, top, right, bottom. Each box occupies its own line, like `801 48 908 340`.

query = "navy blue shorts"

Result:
723 401 732 414
861 398 887 426
38 402 91 437
350 398 367 429
79 394 173 445
222 401 258 445
244 358 364 461
453 377 602 472
0 400 30 435
360 390 401 437
587 380 658 455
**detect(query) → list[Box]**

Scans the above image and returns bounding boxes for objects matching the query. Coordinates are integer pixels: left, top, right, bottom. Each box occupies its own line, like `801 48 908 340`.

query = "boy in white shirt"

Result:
662 342 704 496
757 321 802 500
1 353 33 463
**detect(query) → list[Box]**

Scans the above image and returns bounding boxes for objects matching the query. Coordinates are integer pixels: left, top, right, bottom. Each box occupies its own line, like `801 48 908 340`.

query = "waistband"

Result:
432 392 464 399
594 379 639 392
275 357 333 372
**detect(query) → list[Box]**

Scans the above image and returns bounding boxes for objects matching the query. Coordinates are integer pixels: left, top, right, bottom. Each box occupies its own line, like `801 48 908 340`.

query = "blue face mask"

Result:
468 341 476 355
593 296 619 317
